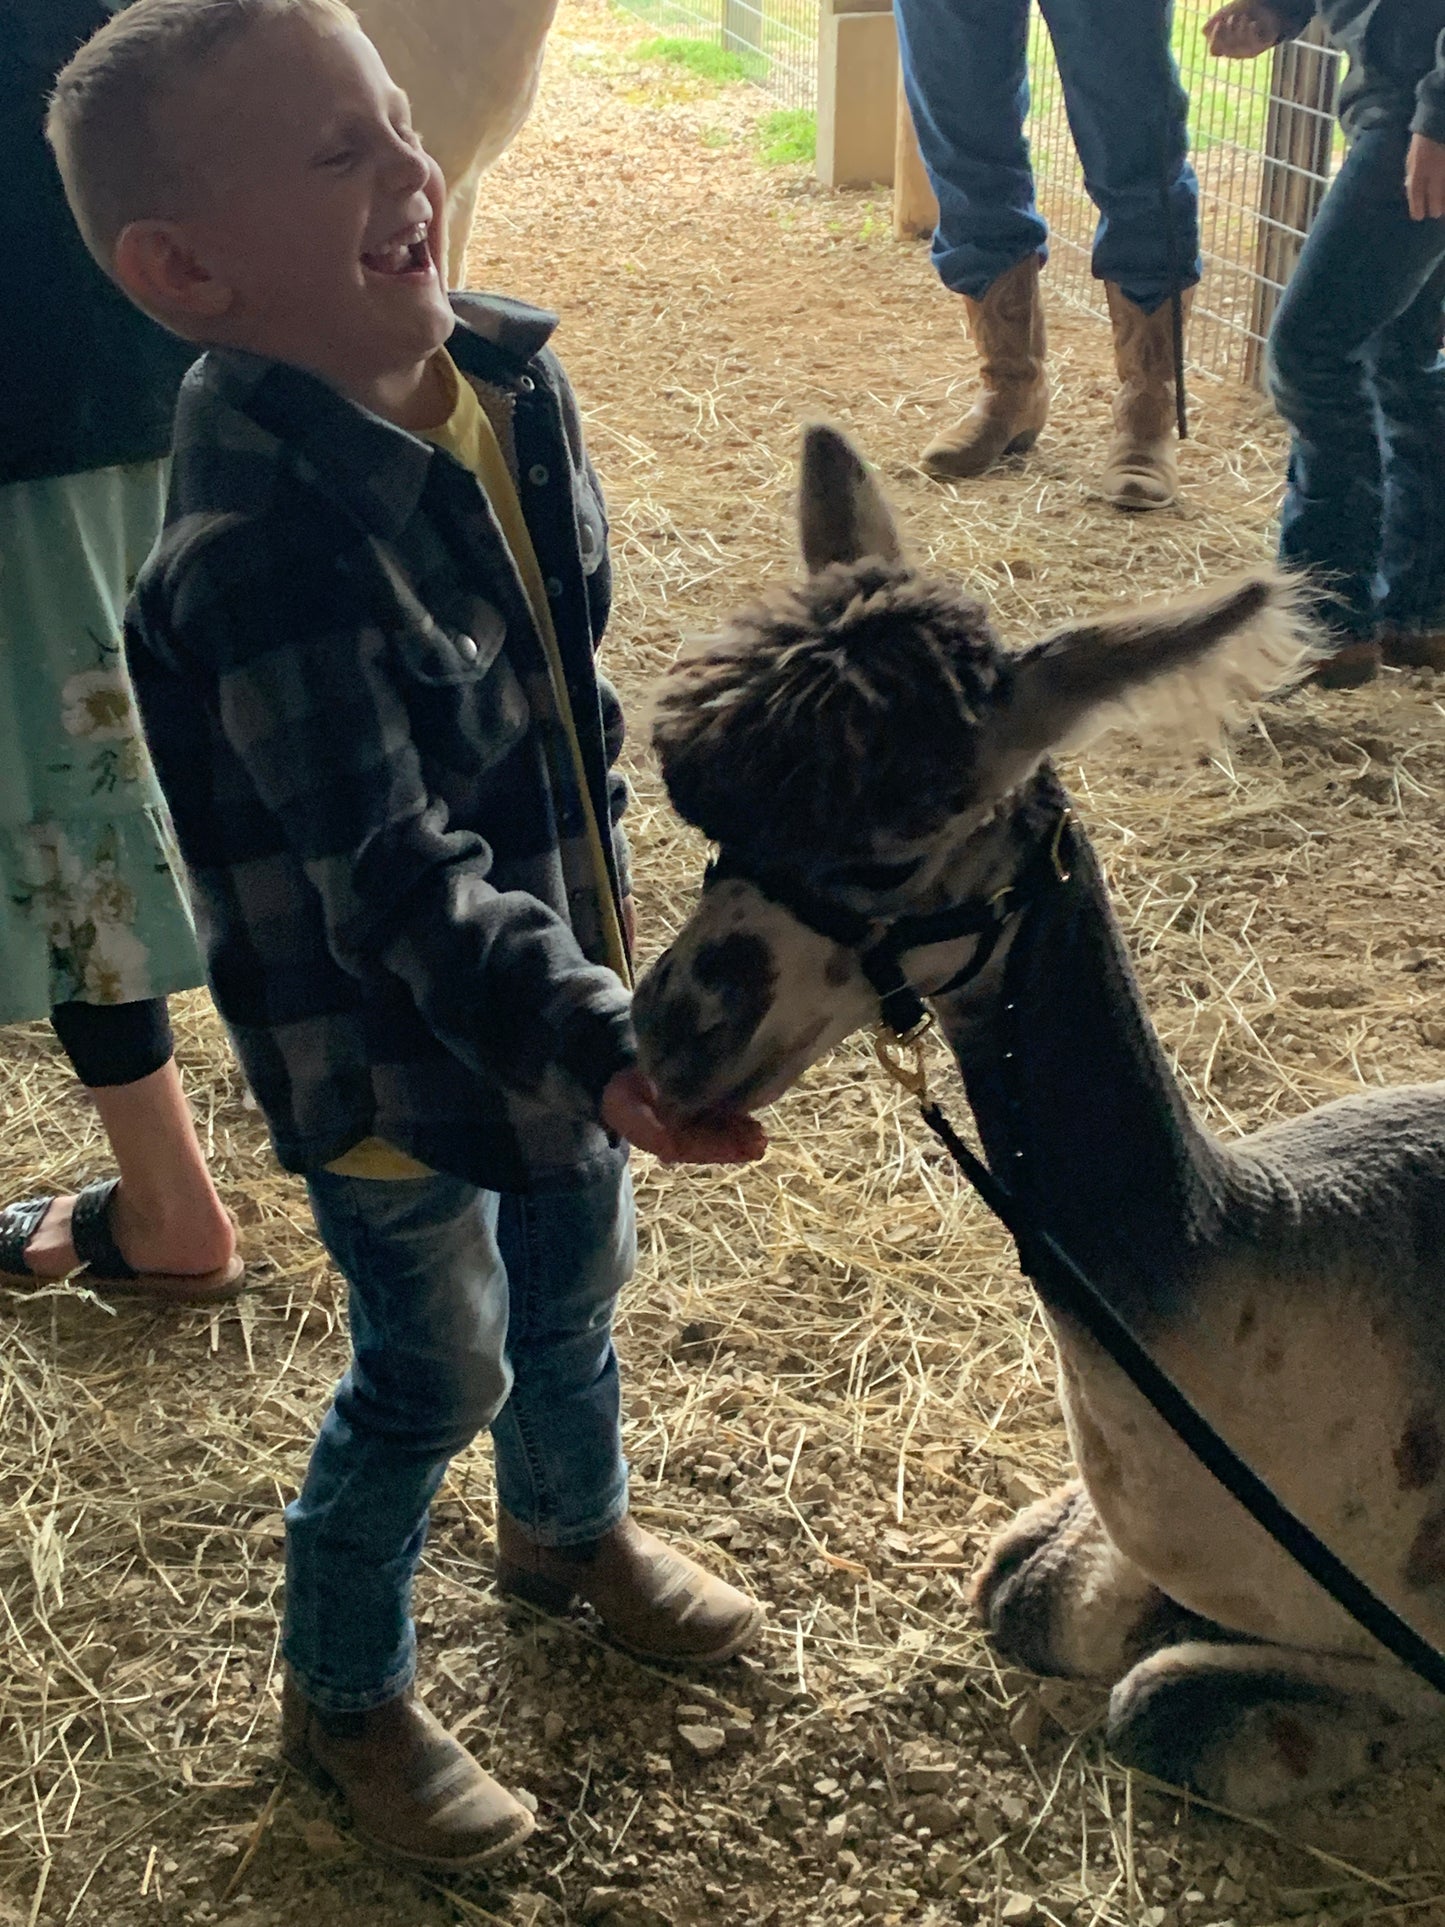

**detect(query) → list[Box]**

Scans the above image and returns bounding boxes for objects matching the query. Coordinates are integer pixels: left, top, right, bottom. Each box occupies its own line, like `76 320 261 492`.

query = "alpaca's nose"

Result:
634 934 776 1115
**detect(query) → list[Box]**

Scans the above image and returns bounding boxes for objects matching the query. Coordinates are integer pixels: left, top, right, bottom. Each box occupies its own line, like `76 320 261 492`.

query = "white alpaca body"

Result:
353 0 561 283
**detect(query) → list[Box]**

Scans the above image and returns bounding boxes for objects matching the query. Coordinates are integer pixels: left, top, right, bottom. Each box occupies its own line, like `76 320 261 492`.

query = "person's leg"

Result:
490 1161 762 1663
1042 0 1199 309
1266 125 1445 673
19 998 234 1281
895 0 1052 479
286 1172 513 1706
281 1170 533 1868
1372 250 1445 655
1044 0 1199 507
489 1160 634 1544
894 0 1042 300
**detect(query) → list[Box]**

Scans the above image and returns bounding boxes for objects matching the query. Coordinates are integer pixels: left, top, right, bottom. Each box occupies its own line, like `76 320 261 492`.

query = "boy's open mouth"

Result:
361 221 432 277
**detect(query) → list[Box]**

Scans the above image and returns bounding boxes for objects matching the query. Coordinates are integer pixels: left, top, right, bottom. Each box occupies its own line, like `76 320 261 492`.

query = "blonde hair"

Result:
47 0 356 269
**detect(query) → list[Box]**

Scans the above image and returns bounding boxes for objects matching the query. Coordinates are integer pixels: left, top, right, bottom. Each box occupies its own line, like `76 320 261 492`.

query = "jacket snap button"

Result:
545 576 564 599
456 634 479 663
528 464 549 486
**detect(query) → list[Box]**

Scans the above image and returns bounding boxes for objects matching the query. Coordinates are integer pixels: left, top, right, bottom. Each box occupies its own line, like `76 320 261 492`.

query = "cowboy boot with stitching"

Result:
281 1672 534 1870
922 255 1049 480
495 1510 764 1664
1100 282 1193 511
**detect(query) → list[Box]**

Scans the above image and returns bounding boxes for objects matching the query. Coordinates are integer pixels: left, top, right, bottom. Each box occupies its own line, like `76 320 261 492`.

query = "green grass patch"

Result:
631 35 761 85
756 107 816 166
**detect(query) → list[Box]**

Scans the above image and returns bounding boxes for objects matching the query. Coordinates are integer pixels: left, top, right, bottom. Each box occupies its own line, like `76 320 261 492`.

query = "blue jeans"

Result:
1268 122 1445 643
283 1162 634 1711
894 0 1200 308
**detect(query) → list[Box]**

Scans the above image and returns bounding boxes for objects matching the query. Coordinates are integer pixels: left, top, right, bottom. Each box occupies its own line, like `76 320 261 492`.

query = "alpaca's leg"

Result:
1107 1640 1445 1812
973 1480 1219 1677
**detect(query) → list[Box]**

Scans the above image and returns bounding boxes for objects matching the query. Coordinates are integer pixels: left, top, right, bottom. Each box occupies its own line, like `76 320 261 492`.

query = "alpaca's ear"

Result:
981 574 1317 783
797 423 905 573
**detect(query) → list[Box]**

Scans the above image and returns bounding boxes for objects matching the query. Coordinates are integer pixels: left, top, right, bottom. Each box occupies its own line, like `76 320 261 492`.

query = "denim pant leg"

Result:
894 0 1043 299
284 1172 513 1712
1373 254 1445 636
1268 124 1445 640
1041 0 1199 308
489 1162 634 1546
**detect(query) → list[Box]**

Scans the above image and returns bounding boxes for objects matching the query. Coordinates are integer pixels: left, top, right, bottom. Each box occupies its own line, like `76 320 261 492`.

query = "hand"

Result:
601 1065 768 1164
1203 0 1287 58
1407 133 1445 222
621 893 637 956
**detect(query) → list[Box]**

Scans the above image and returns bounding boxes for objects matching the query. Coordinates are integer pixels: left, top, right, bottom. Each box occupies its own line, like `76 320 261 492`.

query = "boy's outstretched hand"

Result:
1203 0 1287 58
602 1065 768 1164
1407 133 1445 222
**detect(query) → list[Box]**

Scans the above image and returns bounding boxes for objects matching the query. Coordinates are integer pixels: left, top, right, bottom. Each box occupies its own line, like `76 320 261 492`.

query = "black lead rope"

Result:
913 1093 1445 1698
711 828 1445 1690
1158 130 1189 442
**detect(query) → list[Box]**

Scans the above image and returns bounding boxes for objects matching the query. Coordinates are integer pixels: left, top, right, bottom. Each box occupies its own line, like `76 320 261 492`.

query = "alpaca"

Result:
631 424 1445 1813
353 0 561 285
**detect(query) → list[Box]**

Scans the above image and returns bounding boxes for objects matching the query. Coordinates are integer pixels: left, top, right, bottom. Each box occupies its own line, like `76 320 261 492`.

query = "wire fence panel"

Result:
1027 5 1342 385
617 0 819 109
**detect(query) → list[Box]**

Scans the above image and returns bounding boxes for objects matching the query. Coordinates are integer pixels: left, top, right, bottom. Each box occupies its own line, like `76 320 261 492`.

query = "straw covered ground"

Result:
7 7 1445 1925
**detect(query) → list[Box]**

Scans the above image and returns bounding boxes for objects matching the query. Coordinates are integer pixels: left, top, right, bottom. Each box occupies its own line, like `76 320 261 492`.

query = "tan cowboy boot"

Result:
1100 283 1193 511
495 1511 764 1664
281 1672 534 1870
922 255 1049 480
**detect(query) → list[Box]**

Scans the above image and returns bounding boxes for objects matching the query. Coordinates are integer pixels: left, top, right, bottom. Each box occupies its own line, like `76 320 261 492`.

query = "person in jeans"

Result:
50 0 765 1872
0 0 240 1300
894 0 1201 508
1208 0 1445 687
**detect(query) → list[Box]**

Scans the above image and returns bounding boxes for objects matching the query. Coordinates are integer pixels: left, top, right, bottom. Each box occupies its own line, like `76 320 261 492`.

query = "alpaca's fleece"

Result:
651 562 1008 860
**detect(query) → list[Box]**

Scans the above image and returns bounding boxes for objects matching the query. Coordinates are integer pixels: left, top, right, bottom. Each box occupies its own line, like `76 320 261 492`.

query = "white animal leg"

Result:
973 1481 1218 1678
1107 1640 1445 1812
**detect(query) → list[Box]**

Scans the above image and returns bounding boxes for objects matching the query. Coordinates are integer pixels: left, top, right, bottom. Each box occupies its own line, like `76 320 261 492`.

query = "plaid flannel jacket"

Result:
126 294 637 1193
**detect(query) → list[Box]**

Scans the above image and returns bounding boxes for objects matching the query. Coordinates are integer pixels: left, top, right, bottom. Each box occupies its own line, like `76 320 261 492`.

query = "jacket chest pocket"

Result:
392 602 531 772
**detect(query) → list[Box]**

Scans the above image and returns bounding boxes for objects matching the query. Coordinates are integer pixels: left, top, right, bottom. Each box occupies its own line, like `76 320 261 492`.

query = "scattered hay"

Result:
4 5 1445 1925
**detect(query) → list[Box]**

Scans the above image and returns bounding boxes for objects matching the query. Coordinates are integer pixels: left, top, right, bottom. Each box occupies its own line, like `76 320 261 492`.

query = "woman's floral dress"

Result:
0 460 204 1022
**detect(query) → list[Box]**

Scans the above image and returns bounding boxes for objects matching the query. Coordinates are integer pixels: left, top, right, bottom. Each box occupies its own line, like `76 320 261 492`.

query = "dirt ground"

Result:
7 7 1445 1926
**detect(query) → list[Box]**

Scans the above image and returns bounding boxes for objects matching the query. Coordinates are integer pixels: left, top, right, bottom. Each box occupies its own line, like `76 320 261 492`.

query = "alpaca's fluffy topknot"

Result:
651 560 1007 860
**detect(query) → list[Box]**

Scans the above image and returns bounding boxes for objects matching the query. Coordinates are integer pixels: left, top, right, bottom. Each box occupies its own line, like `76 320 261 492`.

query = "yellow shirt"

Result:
326 351 628 1182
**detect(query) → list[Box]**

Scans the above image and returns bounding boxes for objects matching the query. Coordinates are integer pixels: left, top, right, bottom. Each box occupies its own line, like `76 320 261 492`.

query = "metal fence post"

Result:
1243 19 1339 390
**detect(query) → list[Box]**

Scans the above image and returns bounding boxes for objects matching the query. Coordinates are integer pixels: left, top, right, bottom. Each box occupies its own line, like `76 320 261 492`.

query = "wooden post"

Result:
893 69 938 240
816 0 898 191
1244 20 1339 389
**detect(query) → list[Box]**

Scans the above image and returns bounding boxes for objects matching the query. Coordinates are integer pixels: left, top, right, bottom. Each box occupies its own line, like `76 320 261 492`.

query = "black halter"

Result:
704 807 1445 1700
704 812 1074 1039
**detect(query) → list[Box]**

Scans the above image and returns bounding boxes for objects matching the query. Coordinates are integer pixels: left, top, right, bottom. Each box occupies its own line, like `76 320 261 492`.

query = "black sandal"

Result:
0 1176 244 1303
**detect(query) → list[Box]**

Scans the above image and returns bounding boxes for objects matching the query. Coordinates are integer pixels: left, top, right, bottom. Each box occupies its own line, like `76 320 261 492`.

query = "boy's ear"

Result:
112 220 234 329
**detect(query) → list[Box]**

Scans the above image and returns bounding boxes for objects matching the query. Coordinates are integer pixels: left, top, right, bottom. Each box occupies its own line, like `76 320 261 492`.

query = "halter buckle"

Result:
873 1025 931 1101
